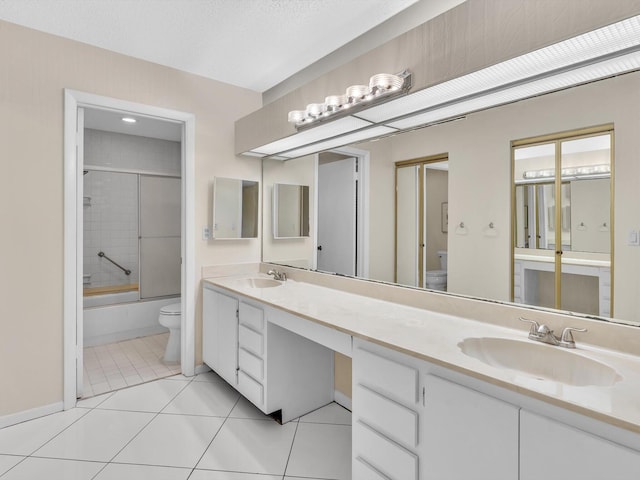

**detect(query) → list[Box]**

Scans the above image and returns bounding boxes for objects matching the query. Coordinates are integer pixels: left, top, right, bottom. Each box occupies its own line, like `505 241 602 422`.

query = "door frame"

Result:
313 146 369 277
63 89 196 409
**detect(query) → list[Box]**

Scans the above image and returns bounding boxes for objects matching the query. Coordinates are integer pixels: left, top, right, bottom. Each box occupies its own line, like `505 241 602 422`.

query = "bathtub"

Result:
83 287 179 346
83 290 139 308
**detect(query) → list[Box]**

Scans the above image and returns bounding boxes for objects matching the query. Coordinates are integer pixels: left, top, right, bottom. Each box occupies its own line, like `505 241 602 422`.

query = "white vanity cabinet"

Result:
202 283 334 423
352 340 519 480
421 374 519 480
202 287 238 385
353 344 422 480
520 410 640 480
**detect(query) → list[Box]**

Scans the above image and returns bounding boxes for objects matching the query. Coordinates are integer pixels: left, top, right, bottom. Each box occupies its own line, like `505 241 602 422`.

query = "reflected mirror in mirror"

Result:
261 69 639 327
512 130 612 317
212 177 259 239
273 184 310 238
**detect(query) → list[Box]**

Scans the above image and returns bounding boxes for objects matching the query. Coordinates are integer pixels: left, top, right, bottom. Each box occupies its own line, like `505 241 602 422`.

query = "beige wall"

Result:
0 20 261 417
358 70 640 324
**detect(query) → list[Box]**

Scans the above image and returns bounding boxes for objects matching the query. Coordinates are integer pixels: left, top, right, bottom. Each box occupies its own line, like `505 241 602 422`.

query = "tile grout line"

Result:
87 374 196 479
185 393 243 479
18 407 94 458
281 418 301 480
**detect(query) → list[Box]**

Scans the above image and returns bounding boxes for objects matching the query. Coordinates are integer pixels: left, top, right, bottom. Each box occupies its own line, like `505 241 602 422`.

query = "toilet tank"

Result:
437 250 448 270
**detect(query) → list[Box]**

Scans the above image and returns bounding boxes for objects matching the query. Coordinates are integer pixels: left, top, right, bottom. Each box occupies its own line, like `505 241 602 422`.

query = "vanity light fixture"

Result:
287 71 412 129
121 117 137 123
521 164 611 181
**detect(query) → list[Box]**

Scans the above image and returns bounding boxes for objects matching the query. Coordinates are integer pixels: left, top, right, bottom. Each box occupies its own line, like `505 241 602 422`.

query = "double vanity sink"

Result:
205 271 640 432
222 274 624 388
458 336 621 387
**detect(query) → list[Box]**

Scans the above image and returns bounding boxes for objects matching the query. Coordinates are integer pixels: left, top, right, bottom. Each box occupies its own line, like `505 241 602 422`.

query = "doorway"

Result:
81 114 183 397
315 148 369 277
395 154 449 288
64 90 196 409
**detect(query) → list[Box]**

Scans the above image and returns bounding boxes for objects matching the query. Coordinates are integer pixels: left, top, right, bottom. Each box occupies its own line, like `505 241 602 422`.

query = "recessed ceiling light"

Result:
122 117 137 124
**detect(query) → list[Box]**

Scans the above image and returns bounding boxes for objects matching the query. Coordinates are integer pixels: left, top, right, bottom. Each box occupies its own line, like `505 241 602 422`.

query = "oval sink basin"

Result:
236 277 282 289
458 337 621 387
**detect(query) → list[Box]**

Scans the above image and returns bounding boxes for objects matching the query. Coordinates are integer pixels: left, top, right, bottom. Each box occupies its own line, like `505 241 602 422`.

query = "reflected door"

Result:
396 165 420 286
395 156 449 288
317 156 357 275
512 128 613 316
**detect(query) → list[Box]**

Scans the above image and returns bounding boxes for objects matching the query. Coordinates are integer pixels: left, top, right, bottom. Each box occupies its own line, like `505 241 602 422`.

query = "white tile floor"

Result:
0 372 352 480
83 333 181 398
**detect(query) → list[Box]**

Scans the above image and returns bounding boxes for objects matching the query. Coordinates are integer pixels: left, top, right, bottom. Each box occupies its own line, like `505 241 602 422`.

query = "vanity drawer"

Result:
239 301 264 332
357 384 418 448
354 456 391 480
356 348 419 405
238 370 263 407
238 324 264 356
238 347 263 381
354 420 418 480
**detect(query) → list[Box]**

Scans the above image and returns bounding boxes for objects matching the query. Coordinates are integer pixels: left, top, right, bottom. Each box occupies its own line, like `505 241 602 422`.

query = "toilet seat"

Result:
160 303 181 316
425 270 447 280
159 302 182 364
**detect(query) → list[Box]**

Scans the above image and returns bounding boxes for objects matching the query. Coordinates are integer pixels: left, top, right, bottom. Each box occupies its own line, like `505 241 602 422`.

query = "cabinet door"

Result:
521 410 640 480
422 374 519 480
203 288 238 385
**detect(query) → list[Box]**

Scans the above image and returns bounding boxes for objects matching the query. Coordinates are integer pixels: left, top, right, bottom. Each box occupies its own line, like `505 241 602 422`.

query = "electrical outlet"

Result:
202 225 211 240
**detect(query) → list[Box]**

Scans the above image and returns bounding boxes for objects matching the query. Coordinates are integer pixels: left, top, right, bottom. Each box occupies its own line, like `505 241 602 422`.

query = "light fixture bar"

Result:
288 71 412 130
360 15 640 124
277 126 397 159
386 48 640 130
252 116 373 155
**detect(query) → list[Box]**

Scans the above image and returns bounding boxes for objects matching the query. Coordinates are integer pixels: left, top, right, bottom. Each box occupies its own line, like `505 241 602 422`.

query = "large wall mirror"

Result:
261 69 640 328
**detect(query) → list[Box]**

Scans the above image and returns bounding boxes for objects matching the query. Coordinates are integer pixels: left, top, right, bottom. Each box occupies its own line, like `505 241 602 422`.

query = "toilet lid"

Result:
160 303 182 315
425 270 446 277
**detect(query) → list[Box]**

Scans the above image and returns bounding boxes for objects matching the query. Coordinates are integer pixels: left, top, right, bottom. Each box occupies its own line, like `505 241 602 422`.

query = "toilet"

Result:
158 302 181 363
425 250 448 291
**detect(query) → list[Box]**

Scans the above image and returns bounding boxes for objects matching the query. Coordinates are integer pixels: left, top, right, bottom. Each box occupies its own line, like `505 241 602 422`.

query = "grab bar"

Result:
97 251 131 276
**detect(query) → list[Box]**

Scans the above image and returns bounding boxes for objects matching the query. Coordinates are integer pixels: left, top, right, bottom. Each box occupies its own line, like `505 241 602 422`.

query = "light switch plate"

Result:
628 229 639 246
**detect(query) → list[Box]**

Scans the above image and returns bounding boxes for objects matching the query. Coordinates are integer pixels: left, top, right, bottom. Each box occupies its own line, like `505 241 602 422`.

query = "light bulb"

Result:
369 73 404 93
346 84 371 103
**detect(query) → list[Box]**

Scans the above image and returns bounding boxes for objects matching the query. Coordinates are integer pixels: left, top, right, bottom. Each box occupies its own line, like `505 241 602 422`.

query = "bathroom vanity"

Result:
202 270 640 480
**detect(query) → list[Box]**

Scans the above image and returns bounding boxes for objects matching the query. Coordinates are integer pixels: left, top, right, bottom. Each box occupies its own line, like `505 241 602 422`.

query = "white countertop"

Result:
204 274 640 434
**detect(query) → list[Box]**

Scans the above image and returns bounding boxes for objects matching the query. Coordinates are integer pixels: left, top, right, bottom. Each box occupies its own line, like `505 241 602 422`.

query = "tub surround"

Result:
203 266 640 436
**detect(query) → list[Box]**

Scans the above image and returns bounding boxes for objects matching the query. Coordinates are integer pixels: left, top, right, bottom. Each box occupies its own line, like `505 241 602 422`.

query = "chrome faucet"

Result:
267 269 287 281
519 317 587 349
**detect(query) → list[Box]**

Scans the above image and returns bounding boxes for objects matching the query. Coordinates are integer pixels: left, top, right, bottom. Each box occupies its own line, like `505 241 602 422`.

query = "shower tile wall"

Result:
83 128 181 290
84 172 139 288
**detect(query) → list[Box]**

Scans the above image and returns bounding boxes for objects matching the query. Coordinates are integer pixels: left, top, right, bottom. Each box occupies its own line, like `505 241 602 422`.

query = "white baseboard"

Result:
194 363 212 376
0 402 63 429
334 390 352 411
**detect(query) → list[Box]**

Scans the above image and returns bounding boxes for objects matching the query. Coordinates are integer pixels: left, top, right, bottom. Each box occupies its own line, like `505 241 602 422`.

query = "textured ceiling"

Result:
0 0 422 92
